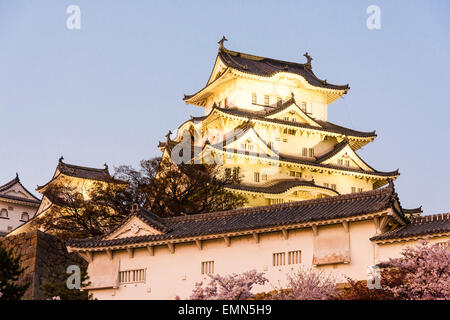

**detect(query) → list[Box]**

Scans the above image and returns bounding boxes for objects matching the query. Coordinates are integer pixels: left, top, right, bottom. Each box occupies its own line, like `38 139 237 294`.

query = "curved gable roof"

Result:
217 47 349 91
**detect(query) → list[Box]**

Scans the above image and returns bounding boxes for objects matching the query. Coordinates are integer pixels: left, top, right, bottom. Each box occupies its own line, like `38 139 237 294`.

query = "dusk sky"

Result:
1 1 449 214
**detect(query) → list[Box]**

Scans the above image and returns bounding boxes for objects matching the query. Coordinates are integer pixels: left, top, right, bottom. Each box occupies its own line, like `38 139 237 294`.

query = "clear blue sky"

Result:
1 1 449 214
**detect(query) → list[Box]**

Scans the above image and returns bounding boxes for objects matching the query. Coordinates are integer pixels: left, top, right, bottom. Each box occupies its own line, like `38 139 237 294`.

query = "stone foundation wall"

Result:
0 231 86 300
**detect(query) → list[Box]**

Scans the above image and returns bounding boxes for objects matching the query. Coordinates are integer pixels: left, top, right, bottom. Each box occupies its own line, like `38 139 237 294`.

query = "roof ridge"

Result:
58 161 109 174
214 107 376 138
0 175 20 192
410 213 450 224
218 46 349 90
0 174 41 202
315 139 349 162
227 178 340 196
164 184 395 223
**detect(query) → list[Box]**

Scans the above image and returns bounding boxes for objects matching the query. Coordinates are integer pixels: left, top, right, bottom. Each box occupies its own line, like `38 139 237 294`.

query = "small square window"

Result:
302 147 308 157
331 184 337 191
201 261 214 275
308 148 314 157
288 250 301 265
273 252 286 266
324 183 329 188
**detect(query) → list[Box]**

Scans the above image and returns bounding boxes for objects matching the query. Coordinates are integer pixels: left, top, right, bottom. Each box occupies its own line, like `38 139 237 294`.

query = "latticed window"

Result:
21 212 29 221
308 148 314 157
302 147 308 157
351 187 356 193
264 95 270 106
252 92 257 104
331 184 337 191
358 187 363 193
288 250 301 265
345 160 350 167
269 199 284 205
254 172 260 183
338 159 343 166
119 269 146 284
201 261 214 275
273 252 286 266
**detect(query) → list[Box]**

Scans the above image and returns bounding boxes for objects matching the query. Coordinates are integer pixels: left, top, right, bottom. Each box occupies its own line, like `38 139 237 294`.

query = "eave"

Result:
200 144 399 181
372 232 450 245
67 210 393 253
176 107 376 150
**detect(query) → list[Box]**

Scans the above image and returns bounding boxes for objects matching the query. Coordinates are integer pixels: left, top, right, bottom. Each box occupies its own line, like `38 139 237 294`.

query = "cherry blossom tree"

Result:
190 270 268 300
270 267 338 300
380 240 450 300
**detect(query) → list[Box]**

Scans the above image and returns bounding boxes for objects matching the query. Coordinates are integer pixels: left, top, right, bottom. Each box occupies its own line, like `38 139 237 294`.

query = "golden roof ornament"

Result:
165 130 173 142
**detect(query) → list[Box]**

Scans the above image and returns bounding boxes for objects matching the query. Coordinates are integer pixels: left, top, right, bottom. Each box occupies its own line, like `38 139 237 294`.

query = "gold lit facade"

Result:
160 39 399 207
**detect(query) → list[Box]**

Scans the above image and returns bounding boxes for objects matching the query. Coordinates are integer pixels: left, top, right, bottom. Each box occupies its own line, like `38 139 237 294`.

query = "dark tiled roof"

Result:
217 47 349 91
57 161 116 182
0 175 20 192
37 159 127 190
315 140 349 162
278 153 398 177
371 213 450 241
228 179 339 195
0 174 41 202
402 207 423 215
68 183 404 248
213 106 376 138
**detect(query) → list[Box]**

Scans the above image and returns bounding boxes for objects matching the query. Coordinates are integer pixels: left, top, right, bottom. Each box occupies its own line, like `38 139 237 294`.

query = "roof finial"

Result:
15 172 19 180
59 156 64 163
104 163 109 172
165 130 172 142
303 52 313 70
218 36 228 49
291 92 295 100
